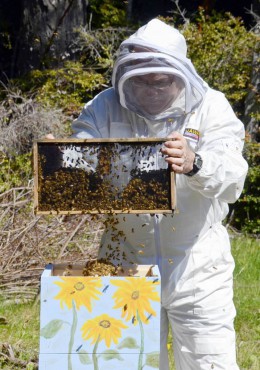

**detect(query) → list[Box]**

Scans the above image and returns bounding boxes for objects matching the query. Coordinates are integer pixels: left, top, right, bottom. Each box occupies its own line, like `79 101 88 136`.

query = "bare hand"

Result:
161 131 195 174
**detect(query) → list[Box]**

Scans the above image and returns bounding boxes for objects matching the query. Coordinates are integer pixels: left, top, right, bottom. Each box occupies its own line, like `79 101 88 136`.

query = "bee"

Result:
76 344 83 352
102 285 109 293
123 304 128 311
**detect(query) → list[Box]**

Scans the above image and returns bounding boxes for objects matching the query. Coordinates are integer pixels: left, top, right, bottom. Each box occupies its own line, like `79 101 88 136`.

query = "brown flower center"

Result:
131 290 140 300
99 320 111 328
74 282 85 291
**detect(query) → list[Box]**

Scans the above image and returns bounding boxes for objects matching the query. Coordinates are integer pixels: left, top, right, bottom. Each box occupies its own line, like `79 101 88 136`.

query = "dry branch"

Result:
0 186 104 303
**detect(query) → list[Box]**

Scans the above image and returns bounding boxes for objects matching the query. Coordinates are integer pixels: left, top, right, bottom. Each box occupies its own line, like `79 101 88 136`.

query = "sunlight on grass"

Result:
0 300 40 368
232 236 260 370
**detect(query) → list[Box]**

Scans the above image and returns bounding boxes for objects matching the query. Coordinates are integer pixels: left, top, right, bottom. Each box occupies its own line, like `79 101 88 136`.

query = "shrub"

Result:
0 152 32 193
231 140 260 234
0 85 69 156
180 11 257 114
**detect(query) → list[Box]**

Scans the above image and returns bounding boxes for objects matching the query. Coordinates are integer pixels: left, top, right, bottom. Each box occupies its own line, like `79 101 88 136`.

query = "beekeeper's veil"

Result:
112 19 207 121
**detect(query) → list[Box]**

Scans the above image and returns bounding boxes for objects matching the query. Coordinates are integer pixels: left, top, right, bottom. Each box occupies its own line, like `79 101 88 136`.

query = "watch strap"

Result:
185 153 203 177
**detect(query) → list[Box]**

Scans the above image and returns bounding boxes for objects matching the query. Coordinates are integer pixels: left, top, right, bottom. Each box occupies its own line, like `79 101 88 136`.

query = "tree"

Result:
0 0 89 78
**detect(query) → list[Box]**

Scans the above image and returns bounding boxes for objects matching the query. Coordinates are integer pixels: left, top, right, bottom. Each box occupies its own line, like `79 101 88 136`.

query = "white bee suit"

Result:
72 19 248 370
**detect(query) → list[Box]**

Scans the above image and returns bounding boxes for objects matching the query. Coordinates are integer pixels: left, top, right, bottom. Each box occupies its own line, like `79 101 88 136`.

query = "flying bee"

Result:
76 344 83 352
102 285 109 293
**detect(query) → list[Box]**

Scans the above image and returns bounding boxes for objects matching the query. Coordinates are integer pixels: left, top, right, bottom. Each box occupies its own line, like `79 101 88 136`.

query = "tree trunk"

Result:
0 0 89 78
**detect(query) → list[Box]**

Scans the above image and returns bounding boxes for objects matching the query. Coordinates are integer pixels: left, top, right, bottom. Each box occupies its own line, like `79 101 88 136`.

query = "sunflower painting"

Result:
111 277 160 369
111 277 160 323
54 277 102 311
81 313 128 369
41 276 102 370
39 265 161 370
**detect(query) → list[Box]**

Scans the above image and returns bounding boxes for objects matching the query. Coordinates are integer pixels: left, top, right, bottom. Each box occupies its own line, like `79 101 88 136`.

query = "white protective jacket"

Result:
71 19 248 311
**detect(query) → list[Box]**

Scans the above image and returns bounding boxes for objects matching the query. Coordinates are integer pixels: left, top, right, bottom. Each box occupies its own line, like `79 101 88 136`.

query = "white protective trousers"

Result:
160 224 239 370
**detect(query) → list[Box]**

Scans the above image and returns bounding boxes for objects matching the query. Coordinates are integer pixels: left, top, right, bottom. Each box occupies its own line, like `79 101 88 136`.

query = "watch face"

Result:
194 154 202 169
185 153 202 176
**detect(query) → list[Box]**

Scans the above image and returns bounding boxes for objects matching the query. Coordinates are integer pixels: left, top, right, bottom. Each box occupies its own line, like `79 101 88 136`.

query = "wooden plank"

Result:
33 142 39 213
170 171 176 210
35 209 174 215
50 263 158 277
34 137 168 144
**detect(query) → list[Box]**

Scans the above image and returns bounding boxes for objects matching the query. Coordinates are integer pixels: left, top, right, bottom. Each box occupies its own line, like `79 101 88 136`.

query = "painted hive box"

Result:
39 263 161 370
33 138 176 215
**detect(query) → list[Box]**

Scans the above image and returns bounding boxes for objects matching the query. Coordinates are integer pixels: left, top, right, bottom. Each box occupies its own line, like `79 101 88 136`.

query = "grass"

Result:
232 236 260 370
0 301 40 369
0 235 259 369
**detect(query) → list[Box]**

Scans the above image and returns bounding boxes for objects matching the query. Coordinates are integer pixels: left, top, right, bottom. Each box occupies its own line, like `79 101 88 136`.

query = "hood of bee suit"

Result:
112 18 208 121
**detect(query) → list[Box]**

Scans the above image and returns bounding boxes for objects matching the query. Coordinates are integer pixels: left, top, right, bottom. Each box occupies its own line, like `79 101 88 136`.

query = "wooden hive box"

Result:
39 263 161 369
33 138 176 215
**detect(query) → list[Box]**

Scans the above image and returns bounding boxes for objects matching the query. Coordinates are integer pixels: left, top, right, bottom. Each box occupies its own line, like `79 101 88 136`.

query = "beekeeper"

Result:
71 19 248 370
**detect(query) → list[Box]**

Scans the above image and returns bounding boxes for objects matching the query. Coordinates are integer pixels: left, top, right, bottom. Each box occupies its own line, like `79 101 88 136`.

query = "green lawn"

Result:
232 236 260 370
0 236 259 369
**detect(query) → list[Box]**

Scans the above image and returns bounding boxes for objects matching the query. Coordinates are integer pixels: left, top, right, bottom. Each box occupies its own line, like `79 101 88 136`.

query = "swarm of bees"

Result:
82 259 120 277
37 141 171 213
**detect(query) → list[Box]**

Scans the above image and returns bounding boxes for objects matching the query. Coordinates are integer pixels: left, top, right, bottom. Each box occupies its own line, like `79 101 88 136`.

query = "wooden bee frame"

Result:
33 138 176 214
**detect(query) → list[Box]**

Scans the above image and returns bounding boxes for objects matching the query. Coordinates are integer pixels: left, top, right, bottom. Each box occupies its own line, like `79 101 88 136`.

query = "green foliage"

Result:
180 11 257 112
232 141 260 234
72 26 131 74
88 0 128 28
0 153 32 193
19 61 106 114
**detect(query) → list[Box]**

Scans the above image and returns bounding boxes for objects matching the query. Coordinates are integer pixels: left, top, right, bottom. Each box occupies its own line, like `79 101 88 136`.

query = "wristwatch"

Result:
185 153 203 177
